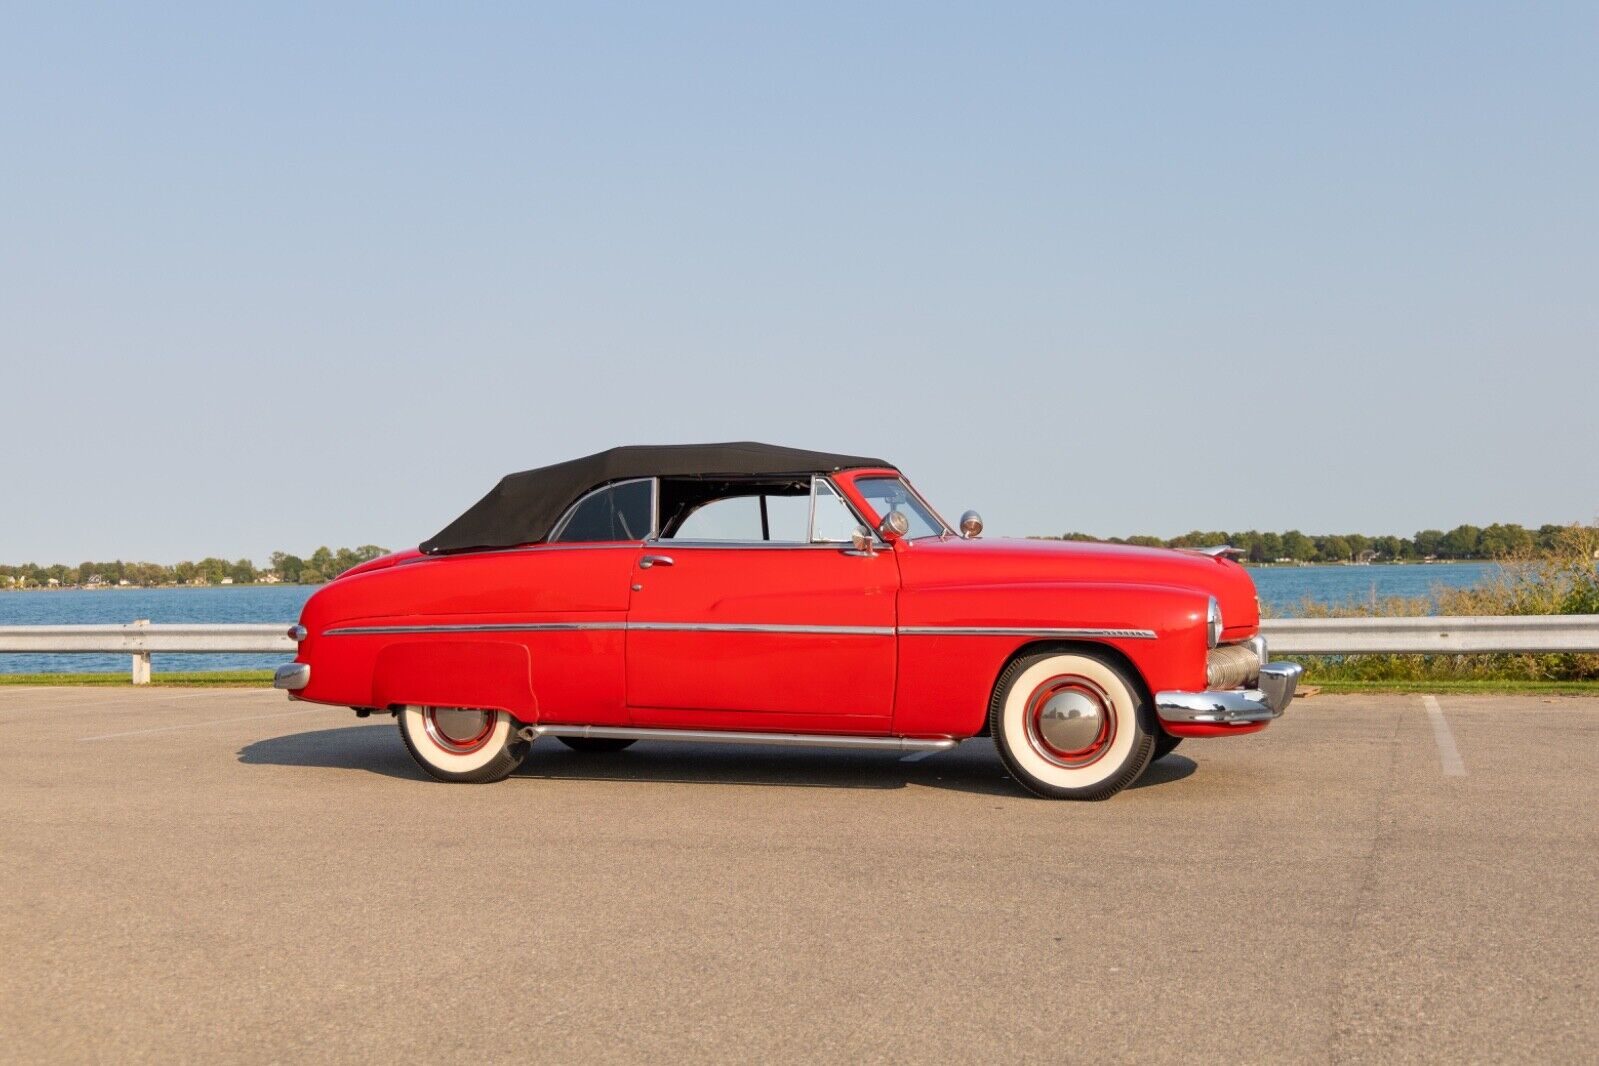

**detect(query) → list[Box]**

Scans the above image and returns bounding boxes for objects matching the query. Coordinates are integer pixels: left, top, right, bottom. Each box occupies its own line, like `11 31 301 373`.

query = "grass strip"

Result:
1307 678 1599 695
0 671 275 687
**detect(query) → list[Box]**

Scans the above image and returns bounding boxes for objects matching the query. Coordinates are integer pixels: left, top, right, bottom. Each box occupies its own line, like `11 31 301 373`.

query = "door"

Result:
624 478 899 732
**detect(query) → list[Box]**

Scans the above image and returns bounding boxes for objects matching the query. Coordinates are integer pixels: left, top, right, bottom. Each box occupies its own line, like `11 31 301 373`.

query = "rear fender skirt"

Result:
370 641 537 720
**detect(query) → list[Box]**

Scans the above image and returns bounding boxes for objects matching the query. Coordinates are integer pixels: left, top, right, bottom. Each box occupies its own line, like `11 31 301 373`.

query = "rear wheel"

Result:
989 649 1156 800
397 705 528 783
557 736 636 754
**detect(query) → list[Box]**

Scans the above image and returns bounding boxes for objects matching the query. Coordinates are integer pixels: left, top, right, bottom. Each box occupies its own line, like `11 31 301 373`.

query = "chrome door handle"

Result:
639 555 675 568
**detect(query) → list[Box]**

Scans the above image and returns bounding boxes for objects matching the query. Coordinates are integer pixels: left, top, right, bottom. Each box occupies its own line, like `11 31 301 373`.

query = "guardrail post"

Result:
131 619 151 685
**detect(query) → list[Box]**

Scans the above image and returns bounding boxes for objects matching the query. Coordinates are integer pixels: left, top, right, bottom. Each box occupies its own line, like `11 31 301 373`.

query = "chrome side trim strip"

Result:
627 622 895 636
898 626 1157 640
325 623 628 636
327 622 1153 639
523 723 958 752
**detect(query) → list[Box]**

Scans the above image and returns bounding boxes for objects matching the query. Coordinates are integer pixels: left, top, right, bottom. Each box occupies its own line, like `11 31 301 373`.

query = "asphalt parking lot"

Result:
1 687 1593 1064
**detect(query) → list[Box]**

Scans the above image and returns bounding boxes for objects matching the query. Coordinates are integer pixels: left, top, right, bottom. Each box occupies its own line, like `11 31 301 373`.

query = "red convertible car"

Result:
275 443 1299 800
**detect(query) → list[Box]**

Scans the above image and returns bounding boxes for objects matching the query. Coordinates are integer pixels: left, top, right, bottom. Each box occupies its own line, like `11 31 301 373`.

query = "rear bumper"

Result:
1155 661 1303 725
273 663 310 691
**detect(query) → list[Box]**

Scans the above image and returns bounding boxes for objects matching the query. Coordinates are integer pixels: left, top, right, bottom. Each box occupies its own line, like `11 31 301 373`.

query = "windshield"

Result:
853 476 948 539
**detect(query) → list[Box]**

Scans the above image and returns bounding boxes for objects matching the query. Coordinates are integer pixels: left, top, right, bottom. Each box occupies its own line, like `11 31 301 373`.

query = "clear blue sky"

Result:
3 3 1595 563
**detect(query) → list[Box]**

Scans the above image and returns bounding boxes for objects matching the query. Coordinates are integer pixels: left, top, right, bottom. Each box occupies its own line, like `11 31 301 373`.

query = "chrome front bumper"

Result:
1156 661 1303 725
273 663 310 690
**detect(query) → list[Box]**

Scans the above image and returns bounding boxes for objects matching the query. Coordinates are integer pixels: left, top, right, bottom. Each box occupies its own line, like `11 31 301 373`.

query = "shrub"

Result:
1276 522 1599 683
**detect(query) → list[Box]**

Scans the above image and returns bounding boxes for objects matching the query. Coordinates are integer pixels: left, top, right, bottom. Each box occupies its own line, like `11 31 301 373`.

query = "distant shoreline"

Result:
1236 559 1494 568
0 544 389 594
0 557 1503 593
0 582 326 592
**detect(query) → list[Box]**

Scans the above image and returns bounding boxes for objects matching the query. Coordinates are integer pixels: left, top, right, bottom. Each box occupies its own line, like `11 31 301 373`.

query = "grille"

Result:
1206 643 1262 689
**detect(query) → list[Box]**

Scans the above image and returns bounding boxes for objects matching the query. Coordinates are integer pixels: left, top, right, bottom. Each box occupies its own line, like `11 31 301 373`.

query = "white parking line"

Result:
900 749 937 762
80 708 325 742
4 690 278 715
1422 694 1466 776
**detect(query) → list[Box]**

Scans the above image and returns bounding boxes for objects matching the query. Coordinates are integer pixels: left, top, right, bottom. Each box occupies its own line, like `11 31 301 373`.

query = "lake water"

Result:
1250 562 1497 613
0 562 1498 674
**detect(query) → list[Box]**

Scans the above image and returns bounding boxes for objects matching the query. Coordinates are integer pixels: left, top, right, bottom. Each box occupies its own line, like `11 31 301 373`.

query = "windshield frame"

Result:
838 470 953 540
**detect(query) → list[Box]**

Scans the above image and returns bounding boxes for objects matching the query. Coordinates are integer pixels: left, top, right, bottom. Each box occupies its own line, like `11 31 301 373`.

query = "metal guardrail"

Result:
1261 615 1599 654
0 620 294 683
2 615 1597 684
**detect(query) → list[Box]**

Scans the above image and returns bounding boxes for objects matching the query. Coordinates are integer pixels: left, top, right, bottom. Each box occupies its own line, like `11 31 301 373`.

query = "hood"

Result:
899 537 1261 637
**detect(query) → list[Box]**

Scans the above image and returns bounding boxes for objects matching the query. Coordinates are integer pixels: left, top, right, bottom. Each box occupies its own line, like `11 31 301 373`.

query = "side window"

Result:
811 480 861 543
670 493 810 542
763 494 811 541
552 480 653 543
655 477 861 543
672 496 762 540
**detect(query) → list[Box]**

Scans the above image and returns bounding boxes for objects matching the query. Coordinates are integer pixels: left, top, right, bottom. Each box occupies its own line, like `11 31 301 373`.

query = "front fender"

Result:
892 581 1212 736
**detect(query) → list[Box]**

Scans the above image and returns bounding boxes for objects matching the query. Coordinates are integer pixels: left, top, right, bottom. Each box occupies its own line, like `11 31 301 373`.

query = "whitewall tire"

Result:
397 705 528 783
989 650 1156 800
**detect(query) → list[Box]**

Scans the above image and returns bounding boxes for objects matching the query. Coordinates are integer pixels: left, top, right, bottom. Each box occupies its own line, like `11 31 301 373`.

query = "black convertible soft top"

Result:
420 442 893 554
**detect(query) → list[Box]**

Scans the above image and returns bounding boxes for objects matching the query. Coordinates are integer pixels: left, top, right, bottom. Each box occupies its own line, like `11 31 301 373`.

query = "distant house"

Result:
258 571 282 584
219 577 234 585
46 578 60 587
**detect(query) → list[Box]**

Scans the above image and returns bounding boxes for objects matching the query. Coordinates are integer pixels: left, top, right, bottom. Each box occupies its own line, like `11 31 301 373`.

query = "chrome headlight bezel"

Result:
1206 597 1223 649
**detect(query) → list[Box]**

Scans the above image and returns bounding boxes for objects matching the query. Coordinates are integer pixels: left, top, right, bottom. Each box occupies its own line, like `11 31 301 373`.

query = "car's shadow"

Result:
238 724 1198 797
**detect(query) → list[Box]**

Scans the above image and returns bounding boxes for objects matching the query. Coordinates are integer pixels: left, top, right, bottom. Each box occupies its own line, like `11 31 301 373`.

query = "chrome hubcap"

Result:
1025 677 1115 767
423 707 495 754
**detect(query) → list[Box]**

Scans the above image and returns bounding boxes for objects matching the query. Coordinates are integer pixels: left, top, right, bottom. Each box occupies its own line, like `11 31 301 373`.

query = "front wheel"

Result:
1152 732 1183 761
397 705 528 783
989 650 1156 800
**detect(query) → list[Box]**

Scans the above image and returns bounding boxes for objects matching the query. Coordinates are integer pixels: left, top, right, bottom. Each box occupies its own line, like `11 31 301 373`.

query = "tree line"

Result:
4 523 1584 587
0 545 390 589
1044 523 1575 564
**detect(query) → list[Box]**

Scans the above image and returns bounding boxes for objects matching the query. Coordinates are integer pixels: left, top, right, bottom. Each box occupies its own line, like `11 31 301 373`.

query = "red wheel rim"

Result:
1023 676 1116 768
422 707 497 755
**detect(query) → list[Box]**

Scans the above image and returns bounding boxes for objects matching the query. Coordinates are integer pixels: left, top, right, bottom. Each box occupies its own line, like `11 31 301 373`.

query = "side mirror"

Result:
959 510 983 538
850 525 875 554
878 511 910 539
